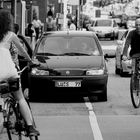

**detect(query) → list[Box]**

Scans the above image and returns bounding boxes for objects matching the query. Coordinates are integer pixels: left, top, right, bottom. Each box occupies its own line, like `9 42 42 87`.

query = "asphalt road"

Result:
1 39 140 140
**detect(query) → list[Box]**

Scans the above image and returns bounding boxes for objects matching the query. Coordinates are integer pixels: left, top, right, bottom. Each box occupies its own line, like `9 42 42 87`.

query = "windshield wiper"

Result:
37 53 58 56
61 52 90 56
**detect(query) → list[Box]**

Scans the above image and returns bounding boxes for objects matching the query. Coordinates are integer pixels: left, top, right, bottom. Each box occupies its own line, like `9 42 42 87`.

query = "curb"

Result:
0 98 3 134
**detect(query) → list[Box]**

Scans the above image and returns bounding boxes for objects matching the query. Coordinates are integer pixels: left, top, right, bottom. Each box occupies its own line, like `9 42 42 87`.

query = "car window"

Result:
37 36 100 56
95 20 112 27
68 37 100 55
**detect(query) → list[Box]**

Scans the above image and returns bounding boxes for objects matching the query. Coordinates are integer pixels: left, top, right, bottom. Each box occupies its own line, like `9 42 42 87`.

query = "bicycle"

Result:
130 54 140 108
0 65 39 140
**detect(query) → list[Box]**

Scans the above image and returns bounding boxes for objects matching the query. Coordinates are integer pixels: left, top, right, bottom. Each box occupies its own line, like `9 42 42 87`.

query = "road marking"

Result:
84 97 103 140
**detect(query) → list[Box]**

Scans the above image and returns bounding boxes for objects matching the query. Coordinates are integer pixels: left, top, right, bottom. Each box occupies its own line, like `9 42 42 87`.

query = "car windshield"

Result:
37 36 100 56
95 20 112 27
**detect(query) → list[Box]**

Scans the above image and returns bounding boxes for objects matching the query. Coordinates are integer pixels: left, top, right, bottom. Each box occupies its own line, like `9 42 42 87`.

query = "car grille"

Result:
57 70 85 76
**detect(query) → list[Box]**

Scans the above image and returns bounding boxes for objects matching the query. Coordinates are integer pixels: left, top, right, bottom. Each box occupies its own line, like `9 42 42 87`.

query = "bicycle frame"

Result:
130 56 140 108
0 66 39 140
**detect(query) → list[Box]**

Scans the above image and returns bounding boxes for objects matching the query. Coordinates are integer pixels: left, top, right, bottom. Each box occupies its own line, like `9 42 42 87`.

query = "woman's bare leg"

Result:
13 88 33 125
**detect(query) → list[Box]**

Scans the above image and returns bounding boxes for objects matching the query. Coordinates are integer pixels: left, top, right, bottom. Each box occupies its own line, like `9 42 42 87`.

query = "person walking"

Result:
45 15 57 31
25 23 36 42
69 20 76 30
32 16 43 40
0 9 40 136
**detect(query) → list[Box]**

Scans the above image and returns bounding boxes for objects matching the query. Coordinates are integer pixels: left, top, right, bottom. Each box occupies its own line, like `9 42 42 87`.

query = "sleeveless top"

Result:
0 31 18 81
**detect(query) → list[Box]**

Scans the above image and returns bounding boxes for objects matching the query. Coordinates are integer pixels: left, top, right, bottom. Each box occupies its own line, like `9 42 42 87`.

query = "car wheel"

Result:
115 65 120 75
115 32 119 39
120 67 126 77
93 86 107 102
100 86 107 101
111 32 115 40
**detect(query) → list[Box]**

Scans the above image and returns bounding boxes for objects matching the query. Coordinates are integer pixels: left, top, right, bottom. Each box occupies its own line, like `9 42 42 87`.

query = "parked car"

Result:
115 29 134 76
28 31 111 101
89 18 119 40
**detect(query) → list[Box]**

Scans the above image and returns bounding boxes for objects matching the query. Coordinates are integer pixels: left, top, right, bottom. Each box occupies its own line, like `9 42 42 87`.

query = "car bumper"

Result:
28 74 108 97
96 32 114 38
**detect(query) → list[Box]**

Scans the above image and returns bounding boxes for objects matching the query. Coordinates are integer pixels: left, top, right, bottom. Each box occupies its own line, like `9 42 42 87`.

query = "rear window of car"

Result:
95 20 112 27
37 36 100 56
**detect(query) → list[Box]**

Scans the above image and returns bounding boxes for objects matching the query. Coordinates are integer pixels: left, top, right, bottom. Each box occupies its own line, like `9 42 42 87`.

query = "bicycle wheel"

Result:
6 102 22 140
130 74 140 108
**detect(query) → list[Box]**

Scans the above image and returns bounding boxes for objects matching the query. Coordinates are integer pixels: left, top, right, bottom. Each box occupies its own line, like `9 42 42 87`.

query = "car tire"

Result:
115 65 120 75
94 86 107 102
120 68 126 77
100 86 107 101
111 32 115 40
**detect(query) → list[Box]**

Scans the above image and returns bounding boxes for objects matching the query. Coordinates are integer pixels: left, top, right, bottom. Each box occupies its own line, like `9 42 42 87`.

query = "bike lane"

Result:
0 96 103 140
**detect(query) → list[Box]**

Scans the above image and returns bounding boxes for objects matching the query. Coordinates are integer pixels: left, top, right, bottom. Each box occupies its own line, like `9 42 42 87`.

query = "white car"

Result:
89 18 119 40
115 29 134 76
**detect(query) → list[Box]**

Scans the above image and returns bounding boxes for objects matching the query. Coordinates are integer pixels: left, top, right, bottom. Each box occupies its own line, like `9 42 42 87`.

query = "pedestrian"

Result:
26 23 36 42
32 16 43 40
45 15 57 31
0 9 40 136
69 20 76 30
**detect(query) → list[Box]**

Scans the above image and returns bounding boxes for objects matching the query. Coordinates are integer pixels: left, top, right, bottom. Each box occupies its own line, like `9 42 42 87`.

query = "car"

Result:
127 16 138 29
89 18 119 40
115 29 134 76
28 30 111 101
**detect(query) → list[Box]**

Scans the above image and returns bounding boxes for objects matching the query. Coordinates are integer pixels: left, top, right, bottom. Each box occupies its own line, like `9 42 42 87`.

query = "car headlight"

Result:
86 69 104 75
31 68 49 75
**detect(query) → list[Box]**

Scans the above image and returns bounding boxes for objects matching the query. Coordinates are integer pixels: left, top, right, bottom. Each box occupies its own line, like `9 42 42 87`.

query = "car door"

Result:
18 35 33 91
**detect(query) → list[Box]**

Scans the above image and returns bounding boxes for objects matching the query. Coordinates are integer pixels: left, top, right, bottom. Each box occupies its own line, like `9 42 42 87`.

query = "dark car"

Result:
28 31 110 101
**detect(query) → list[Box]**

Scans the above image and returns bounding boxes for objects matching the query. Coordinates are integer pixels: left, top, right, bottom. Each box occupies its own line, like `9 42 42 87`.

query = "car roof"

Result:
42 30 97 37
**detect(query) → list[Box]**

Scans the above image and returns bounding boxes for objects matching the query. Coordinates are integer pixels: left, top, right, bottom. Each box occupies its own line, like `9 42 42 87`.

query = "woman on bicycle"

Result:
0 9 40 136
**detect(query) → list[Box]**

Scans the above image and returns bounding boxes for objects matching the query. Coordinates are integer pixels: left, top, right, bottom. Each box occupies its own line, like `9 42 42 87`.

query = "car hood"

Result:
36 56 104 70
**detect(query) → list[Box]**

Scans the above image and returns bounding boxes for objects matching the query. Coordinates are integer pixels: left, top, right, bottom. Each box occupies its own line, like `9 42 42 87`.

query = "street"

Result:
1 39 140 140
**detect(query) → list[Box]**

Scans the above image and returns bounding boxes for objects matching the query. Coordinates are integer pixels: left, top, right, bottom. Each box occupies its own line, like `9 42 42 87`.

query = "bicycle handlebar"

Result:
18 63 40 75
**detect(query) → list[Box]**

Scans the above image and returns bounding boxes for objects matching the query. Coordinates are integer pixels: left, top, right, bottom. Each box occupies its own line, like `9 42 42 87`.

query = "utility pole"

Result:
63 0 68 30
79 0 83 29
14 0 17 23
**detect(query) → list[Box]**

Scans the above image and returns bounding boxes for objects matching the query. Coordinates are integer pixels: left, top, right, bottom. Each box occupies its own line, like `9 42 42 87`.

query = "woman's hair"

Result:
0 9 13 41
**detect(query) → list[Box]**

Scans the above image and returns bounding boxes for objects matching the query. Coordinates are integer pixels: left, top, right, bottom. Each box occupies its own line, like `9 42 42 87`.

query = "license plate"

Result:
55 81 81 87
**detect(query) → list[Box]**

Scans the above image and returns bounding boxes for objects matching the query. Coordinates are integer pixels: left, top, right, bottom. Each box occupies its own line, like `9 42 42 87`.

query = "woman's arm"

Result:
11 33 32 62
